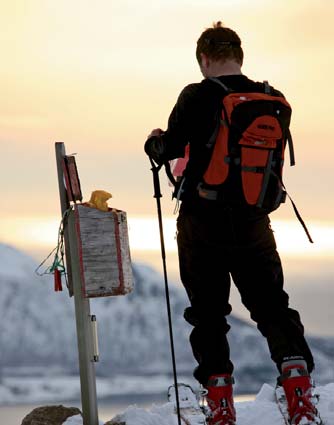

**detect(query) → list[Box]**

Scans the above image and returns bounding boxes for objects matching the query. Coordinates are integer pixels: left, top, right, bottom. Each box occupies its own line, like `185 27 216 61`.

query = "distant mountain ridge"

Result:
0 243 333 394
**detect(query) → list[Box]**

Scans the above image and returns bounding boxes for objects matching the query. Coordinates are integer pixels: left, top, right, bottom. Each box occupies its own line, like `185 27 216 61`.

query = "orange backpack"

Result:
201 78 295 212
169 78 312 242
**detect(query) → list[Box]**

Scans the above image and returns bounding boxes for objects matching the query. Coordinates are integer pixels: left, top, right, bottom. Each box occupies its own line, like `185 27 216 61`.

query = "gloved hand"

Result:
147 128 164 139
144 128 166 164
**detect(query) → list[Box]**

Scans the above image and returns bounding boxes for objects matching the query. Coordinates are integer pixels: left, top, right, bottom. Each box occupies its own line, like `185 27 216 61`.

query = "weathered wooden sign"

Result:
70 204 133 298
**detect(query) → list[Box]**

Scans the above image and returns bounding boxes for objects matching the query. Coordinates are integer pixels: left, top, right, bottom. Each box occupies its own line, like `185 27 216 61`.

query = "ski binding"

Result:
168 383 207 425
275 385 323 425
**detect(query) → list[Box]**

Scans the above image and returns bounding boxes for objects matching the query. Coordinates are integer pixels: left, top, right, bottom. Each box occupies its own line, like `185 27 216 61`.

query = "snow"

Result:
63 415 103 425
61 384 334 425
0 242 333 425
0 242 333 401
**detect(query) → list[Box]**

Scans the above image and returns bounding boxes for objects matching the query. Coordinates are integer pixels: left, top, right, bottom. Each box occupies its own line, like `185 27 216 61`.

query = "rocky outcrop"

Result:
21 405 81 425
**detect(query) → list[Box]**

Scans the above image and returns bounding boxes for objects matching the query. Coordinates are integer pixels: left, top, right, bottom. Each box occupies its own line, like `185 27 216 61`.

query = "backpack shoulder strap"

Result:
263 80 272 94
205 78 232 149
207 77 232 93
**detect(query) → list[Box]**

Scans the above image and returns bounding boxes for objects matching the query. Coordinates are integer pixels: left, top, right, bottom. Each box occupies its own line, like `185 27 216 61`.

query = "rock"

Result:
21 405 82 425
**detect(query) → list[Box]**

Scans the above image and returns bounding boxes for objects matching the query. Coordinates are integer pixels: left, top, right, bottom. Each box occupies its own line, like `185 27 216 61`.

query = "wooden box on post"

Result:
68 204 133 298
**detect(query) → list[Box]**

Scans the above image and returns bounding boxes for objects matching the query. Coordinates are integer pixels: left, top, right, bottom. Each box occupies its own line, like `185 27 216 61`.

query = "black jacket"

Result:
146 75 284 201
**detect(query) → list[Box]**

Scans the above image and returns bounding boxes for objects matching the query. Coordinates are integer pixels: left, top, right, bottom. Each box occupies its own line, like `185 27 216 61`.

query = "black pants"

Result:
176 200 314 385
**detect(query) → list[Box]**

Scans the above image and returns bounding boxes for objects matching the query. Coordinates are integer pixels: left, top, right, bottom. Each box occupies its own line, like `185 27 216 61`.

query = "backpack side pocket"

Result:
239 115 282 206
203 110 229 185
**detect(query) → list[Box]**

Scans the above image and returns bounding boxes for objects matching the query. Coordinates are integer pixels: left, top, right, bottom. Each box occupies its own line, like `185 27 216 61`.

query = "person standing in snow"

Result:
144 22 320 425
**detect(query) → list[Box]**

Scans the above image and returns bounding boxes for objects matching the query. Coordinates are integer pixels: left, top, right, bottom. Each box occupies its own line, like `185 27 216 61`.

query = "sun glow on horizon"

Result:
1 215 333 260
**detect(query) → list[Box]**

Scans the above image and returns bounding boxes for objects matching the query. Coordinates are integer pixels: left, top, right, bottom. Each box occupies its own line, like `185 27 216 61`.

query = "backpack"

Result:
201 77 295 212
168 77 313 242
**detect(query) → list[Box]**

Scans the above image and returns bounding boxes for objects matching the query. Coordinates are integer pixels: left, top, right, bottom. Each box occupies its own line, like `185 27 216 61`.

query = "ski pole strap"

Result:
164 160 178 187
149 157 178 193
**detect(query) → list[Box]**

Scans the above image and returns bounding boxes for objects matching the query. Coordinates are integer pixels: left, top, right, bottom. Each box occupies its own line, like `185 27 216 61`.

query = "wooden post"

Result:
55 142 74 296
55 142 99 425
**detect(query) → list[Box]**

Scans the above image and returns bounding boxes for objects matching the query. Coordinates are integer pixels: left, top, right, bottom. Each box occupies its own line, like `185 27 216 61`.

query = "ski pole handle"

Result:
149 157 163 199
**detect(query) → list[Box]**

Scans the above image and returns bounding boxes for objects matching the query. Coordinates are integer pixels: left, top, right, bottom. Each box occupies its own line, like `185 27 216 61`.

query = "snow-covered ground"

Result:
63 384 334 425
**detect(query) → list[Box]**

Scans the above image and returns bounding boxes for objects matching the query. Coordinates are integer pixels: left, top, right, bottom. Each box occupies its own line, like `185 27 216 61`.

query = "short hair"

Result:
196 21 243 66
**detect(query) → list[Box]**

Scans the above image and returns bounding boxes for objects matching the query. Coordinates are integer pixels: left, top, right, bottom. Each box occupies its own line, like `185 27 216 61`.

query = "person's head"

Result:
196 22 244 71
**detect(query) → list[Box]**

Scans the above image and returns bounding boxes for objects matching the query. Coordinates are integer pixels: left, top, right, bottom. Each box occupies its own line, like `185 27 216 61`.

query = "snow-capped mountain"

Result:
0 243 333 395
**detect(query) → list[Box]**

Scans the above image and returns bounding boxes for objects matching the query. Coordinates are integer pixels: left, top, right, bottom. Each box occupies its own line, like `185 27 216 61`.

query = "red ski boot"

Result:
279 359 322 425
205 374 236 425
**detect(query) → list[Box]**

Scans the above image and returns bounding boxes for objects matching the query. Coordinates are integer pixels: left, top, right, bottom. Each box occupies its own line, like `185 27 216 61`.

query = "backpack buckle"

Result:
197 183 218 201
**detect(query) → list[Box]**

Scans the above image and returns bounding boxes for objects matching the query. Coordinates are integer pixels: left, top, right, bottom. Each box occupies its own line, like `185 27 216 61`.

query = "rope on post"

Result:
35 207 72 291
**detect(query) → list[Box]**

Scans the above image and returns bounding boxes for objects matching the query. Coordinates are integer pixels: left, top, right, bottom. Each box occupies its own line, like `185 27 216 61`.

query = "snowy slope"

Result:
63 384 334 425
0 243 333 397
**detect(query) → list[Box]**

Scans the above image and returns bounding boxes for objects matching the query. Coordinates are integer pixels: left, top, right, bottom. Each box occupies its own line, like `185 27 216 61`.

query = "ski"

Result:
275 385 323 425
168 383 207 425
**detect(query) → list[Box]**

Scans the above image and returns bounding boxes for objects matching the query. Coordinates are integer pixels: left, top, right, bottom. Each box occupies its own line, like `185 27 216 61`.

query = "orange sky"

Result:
0 0 333 336
1 0 333 237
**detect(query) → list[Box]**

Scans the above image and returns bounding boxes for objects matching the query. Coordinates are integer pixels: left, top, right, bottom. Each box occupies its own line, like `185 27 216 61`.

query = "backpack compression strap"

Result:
281 180 314 243
287 129 295 166
263 82 302 235
264 80 295 167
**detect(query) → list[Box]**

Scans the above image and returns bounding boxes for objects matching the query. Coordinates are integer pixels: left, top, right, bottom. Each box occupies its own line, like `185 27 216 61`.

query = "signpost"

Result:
55 142 133 425
55 142 99 425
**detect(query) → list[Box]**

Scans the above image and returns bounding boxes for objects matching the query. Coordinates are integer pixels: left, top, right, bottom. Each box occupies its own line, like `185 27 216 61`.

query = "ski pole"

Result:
149 157 182 425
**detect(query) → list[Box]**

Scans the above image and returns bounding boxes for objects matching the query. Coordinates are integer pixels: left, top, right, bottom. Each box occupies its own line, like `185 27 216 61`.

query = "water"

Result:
0 394 166 425
0 394 255 424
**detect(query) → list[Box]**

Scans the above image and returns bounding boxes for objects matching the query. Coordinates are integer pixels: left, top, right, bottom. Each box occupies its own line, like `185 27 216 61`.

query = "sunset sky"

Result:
1 1 333 334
